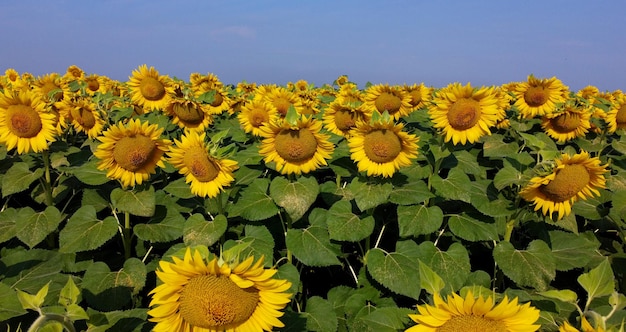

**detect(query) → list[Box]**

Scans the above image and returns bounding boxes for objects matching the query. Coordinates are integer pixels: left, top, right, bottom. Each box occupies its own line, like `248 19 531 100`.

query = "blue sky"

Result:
1 0 624 91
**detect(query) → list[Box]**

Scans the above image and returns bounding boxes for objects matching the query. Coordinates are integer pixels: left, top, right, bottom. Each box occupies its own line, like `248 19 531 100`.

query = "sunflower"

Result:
148 247 292 332
259 116 334 175
164 98 214 132
30 73 68 104
606 93 626 133
559 317 604 332
82 74 107 95
348 118 419 178
576 85 600 101
190 72 222 94
512 75 569 119
64 65 85 81
334 74 349 86
322 99 366 137
407 290 540 332
403 83 433 111
237 98 278 137
362 84 413 120
0 88 57 154
519 150 609 220
58 98 106 139
167 131 238 198
428 82 504 145
541 102 592 143
127 65 175 112
260 86 306 118
93 118 171 188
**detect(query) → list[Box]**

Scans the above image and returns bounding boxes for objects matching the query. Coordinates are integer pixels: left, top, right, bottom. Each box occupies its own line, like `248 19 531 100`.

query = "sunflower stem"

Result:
26 313 76 332
123 211 132 260
41 150 54 207
503 219 516 242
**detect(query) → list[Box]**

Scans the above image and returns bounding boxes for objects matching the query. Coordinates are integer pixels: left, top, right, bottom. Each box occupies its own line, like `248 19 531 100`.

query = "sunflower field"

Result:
0 65 625 332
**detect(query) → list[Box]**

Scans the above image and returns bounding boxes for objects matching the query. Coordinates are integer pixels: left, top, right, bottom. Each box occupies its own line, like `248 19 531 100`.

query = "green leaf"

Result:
430 168 472 202
223 225 275 265
482 134 520 158
16 206 63 248
415 241 471 292
82 258 146 311
0 282 28 321
538 289 578 303
69 158 110 185
348 177 393 211
286 225 341 267
304 296 338 332
84 308 147 332
110 186 156 217
357 307 413 332
419 260 445 295
270 176 319 222
65 303 89 321
327 200 375 242
183 213 228 247
469 180 515 218
163 177 195 199
448 213 498 241
366 248 421 299
609 292 626 312
228 178 279 221
389 179 434 205
0 208 19 244
59 205 118 253
578 258 615 303
0 249 66 299
494 165 524 189
2 162 44 196
397 204 443 237
276 263 301 296
550 231 601 271
134 205 184 243
59 276 81 307
493 240 556 291
81 189 109 213
16 281 49 310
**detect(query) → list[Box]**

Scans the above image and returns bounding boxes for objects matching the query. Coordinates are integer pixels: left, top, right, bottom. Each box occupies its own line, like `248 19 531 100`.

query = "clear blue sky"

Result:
1 0 624 91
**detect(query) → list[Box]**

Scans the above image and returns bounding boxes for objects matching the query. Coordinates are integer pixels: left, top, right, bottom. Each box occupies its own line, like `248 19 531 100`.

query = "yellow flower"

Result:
512 75 569 119
541 102 592 143
606 93 626 133
559 317 605 332
261 86 306 118
127 65 175 112
403 83 433 111
362 84 413 120
237 98 278 137
406 290 540 332
164 98 214 132
30 73 68 104
428 82 504 145
82 74 107 95
64 65 85 81
259 116 334 175
94 118 171 188
0 88 57 154
148 247 292 332
519 151 609 220
348 118 419 178
167 131 238 198
58 98 106 139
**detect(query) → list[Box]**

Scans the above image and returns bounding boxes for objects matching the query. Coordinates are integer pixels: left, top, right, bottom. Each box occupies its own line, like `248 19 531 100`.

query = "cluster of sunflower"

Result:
1 64 625 331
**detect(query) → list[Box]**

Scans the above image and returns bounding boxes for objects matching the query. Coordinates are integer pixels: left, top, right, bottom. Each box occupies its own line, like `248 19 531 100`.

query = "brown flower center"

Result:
140 77 166 101
374 92 402 114
524 86 548 107
274 128 318 163
616 104 626 128
113 134 157 171
86 77 100 92
447 98 481 130
183 146 220 182
363 129 402 163
179 274 260 329
41 82 63 101
171 102 205 125
437 315 507 332
70 107 96 129
209 91 224 107
540 164 591 202
334 108 357 132
6 104 43 138
549 112 581 133
273 97 292 116
408 89 423 107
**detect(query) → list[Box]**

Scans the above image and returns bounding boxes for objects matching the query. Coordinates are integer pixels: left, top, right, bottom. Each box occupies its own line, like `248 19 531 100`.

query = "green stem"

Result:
123 212 132 260
503 219 516 242
41 150 54 206
27 313 76 332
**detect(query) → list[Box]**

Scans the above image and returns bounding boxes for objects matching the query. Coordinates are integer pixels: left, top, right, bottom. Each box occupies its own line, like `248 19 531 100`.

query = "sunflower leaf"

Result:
493 240 556 291
286 224 341 267
134 205 184 243
0 282 28 321
68 158 111 186
270 175 319 222
163 177 195 199
578 258 615 303
327 200 375 242
365 248 421 300
415 241 471 293
397 204 443 237
482 134 520 158
389 179 434 205
448 213 498 242
357 307 414 332
82 258 146 311
15 206 63 249
110 186 156 217
2 162 44 196
348 177 393 211
550 230 601 271
59 205 118 253
304 296 338 332
0 208 19 244
183 213 227 247
228 178 279 221
430 168 472 202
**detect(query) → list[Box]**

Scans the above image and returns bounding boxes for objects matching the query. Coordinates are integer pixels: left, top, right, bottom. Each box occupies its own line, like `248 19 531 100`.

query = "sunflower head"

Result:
513 75 569 119
542 102 592 143
148 246 292 332
127 65 175 112
165 98 213 131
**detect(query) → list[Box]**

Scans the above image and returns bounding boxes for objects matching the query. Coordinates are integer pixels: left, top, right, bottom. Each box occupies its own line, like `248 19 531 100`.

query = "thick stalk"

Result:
27 313 76 332
41 150 54 207
123 211 132 260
